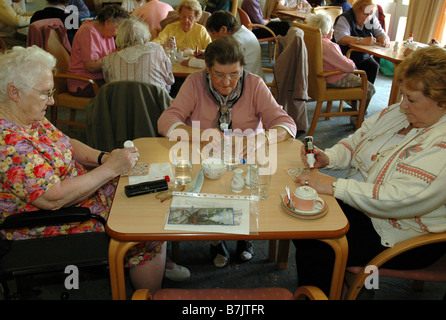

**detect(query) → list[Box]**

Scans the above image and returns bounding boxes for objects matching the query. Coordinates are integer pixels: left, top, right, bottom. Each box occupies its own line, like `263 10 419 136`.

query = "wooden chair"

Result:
230 0 238 17
46 29 99 128
344 232 446 300
0 36 6 53
132 286 328 300
237 7 278 62
313 6 342 23
293 21 367 136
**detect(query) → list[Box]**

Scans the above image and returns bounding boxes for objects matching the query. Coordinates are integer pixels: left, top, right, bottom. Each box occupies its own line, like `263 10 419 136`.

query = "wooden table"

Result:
276 9 309 21
347 41 425 106
106 137 349 300
172 62 201 78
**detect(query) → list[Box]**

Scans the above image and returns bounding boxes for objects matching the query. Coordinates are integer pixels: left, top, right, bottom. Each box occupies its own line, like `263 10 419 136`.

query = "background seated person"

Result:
293 46 446 296
121 0 147 13
0 46 167 294
158 36 297 267
67 5 129 97
182 10 265 81
66 0 90 19
241 0 290 39
102 17 174 93
152 0 211 52
30 0 81 44
0 0 33 48
333 0 389 84
131 0 174 39
306 13 375 126
329 0 352 12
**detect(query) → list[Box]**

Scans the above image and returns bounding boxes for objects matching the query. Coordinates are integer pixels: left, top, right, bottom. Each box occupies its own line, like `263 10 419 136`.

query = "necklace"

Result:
353 121 411 174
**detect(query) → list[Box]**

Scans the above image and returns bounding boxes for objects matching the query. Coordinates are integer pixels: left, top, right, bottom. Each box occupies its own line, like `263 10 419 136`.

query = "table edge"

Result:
105 223 350 242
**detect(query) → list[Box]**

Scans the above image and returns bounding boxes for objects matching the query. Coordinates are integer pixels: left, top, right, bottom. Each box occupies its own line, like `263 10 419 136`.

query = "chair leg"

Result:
325 101 333 120
277 239 290 269
171 241 180 262
338 101 344 112
268 41 272 62
307 101 324 136
268 240 277 262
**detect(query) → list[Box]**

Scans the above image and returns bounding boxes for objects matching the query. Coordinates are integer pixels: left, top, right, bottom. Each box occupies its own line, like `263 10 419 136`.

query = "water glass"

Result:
173 159 192 185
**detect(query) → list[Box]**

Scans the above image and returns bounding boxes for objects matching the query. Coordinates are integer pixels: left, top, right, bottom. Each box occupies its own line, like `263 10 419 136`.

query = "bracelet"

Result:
97 151 109 165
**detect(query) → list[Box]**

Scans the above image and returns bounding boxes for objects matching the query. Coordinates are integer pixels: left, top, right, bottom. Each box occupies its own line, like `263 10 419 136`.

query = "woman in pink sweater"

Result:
307 13 375 124
158 35 296 267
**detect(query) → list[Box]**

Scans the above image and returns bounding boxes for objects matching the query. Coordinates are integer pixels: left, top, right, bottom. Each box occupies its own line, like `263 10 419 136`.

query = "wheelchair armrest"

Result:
0 207 106 230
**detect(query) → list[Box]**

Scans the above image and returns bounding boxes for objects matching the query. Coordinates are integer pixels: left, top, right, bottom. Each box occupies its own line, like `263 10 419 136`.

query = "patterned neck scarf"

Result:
206 69 246 129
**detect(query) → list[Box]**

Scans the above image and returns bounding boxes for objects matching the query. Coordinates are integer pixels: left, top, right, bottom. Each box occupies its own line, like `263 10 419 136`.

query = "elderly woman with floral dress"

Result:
0 46 166 294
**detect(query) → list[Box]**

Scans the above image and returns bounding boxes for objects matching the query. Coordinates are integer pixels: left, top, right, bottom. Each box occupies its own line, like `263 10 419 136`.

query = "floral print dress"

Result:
0 118 162 267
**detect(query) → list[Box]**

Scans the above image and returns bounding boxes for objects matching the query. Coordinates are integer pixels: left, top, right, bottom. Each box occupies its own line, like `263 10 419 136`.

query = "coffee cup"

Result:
291 186 322 211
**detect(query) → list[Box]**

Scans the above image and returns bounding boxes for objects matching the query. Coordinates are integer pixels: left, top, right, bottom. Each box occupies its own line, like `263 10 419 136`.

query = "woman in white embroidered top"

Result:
102 17 174 93
292 46 446 295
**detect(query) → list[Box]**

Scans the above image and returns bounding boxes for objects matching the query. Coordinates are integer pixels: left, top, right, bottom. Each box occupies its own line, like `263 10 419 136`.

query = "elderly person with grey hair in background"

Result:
0 45 171 294
306 13 375 126
152 0 211 52
102 17 174 93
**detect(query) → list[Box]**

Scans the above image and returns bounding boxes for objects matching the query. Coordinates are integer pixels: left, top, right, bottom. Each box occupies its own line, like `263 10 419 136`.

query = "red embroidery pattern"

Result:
435 141 446 149
399 144 422 159
415 217 429 232
373 152 399 199
396 163 436 184
377 107 390 121
389 218 401 229
339 141 353 157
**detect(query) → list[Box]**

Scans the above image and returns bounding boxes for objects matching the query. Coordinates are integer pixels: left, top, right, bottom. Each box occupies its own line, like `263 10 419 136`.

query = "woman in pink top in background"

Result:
306 13 375 125
67 5 129 97
158 35 296 268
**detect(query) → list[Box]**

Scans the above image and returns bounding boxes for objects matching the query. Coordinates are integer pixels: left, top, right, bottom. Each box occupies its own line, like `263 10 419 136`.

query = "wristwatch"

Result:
332 180 337 195
356 37 361 44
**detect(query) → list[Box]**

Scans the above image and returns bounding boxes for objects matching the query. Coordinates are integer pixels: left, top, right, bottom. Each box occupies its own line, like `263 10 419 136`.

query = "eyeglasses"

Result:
20 83 56 101
179 14 197 22
210 68 242 82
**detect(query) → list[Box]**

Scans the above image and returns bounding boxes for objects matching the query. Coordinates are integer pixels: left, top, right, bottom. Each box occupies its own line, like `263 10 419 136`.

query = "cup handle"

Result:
315 197 325 209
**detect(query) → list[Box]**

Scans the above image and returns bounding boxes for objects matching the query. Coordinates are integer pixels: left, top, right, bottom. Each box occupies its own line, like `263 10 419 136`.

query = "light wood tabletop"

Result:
276 9 309 21
347 41 426 106
106 137 349 300
171 62 201 78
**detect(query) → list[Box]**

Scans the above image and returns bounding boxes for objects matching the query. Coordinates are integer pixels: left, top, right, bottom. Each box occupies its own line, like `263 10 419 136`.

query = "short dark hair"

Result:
206 10 238 33
204 35 246 69
96 4 129 24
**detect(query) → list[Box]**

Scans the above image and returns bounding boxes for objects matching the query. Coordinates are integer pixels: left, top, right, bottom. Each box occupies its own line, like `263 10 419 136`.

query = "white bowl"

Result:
202 158 226 179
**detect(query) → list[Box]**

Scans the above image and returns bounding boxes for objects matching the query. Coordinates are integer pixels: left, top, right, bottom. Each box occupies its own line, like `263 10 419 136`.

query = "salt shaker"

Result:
230 168 245 193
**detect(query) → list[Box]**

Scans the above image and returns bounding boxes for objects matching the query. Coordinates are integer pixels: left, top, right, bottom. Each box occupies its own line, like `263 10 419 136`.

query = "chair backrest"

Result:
85 80 172 151
313 6 343 24
230 0 238 17
237 7 252 29
46 29 71 94
0 36 6 53
293 21 325 100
